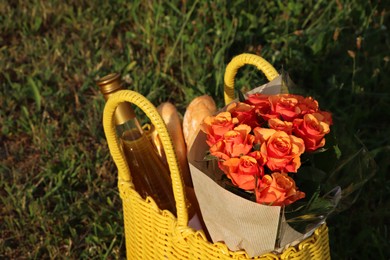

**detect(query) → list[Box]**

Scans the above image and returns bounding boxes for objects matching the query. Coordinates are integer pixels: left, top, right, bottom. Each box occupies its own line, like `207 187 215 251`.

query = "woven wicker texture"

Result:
224 53 279 105
102 53 330 259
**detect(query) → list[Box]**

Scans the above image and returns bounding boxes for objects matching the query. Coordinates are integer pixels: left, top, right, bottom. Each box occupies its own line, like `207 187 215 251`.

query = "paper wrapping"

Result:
188 76 316 257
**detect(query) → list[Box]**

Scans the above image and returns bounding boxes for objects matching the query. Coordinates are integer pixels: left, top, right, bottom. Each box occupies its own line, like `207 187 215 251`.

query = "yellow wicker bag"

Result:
102 53 330 259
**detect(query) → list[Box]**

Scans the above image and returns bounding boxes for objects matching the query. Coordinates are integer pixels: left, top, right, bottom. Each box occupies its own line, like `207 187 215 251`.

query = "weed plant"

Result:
1 0 389 259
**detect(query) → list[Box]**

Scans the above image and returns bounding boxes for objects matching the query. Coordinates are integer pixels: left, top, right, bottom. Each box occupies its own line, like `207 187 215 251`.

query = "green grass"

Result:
1 0 389 259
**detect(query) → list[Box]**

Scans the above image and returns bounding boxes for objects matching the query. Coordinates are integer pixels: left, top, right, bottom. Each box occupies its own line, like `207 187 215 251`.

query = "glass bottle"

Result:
97 73 176 215
143 123 167 165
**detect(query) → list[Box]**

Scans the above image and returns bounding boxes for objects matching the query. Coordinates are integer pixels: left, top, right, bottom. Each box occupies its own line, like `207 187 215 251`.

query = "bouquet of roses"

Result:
200 92 332 207
187 73 375 257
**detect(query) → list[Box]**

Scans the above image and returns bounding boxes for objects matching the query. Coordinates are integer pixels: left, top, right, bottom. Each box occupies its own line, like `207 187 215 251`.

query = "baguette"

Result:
183 95 217 151
157 102 192 187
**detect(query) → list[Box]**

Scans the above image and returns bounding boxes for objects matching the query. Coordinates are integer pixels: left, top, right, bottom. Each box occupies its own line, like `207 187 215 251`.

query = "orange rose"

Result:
269 94 301 121
209 140 230 161
223 125 255 157
268 118 294 135
297 96 319 116
221 156 263 190
246 93 270 108
210 124 254 159
293 113 330 151
210 125 255 160
255 172 305 206
246 93 276 122
201 112 238 146
227 102 259 128
253 128 305 173
318 110 333 125
248 150 267 167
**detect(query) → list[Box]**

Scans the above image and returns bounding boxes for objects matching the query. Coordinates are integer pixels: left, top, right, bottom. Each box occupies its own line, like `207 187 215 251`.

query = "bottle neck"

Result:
96 73 136 126
114 102 138 126
116 116 144 141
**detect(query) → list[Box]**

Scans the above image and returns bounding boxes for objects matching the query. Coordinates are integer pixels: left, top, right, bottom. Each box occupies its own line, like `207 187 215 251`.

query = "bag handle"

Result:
102 90 188 227
224 53 279 105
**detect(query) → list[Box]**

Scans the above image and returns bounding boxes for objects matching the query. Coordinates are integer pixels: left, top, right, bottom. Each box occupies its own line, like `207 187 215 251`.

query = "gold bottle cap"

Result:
96 72 136 125
96 73 122 98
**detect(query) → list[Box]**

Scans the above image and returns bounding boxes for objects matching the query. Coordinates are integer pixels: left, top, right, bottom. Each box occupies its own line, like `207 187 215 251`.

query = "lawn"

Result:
1 0 389 259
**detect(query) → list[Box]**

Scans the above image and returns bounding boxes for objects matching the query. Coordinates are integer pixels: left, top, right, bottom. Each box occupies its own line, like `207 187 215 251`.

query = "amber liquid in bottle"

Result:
119 125 176 215
97 73 176 215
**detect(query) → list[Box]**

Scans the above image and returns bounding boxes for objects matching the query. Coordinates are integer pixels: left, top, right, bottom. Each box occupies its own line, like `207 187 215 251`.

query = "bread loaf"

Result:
183 95 217 151
157 102 192 187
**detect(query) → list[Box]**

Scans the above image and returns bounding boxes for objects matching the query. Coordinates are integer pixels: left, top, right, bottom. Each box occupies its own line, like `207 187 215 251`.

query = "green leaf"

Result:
33 16 42 32
203 153 218 162
286 187 340 227
280 67 290 94
237 88 246 102
27 77 41 111
310 31 326 54
333 144 342 159
125 61 137 72
309 147 329 154
307 196 335 213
